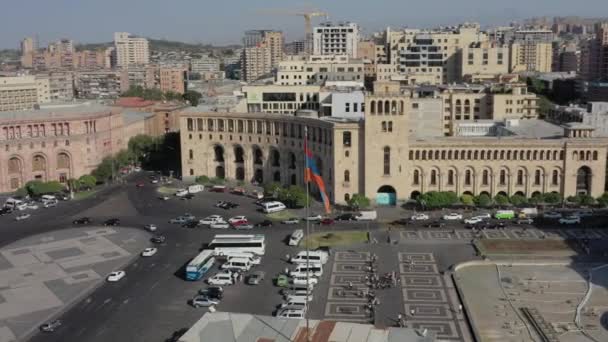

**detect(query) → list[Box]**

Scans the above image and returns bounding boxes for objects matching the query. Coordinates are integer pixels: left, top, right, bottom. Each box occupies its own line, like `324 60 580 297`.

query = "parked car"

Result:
442 213 463 220
210 221 230 229
141 247 158 257
464 217 483 225
144 224 157 232
159 196 170 201
191 296 220 308
198 286 224 299
73 217 91 225
209 185 227 193
319 218 335 225
247 271 266 285
182 193 195 200
174 189 188 197
282 218 300 224
39 320 62 333
150 179 159 184
107 270 126 282
574 210 593 218
183 221 199 229
136 182 144 188
43 201 57 208
234 223 254 230
151 235 166 244
390 218 410 226
231 187 246 196
15 213 31 221
559 216 581 225
425 221 445 228
26 203 39 210
200 215 224 225
334 213 357 221
228 216 248 224
515 218 534 225
104 218 120 226
303 214 322 222
410 213 429 221
544 211 563 219
255 220 273 227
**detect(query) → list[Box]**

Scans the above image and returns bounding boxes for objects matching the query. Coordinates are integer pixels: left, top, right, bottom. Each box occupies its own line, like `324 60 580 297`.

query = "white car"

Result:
26 203 39 210
174 189 188 197
291 276 319 286
159 196 170 201
544 211 563 219
559 216 581 225
209 221 230 229
228 216 247 224
144 224 157 232
107 271 126 282
303 214 322 222
199 215 223 225
43 201 57 208
134 167 142 172
15 213 31 221
574 210 593 218
207 271 235 286
151 179 159 184
474 213 492 219
141 247 158 257
464 217 483 225
442 213 463 220
410 213 429 221
16 203 28 211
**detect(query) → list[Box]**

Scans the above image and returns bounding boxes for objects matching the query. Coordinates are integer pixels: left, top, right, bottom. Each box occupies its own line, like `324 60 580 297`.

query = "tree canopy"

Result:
347 194 371 210
418 191 459 209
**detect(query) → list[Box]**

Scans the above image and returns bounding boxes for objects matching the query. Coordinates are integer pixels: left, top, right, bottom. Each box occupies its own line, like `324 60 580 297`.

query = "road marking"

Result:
102 298 112 305
76 327 87 336
95 327 108 336
150 281 160 291
149 263 156 268
123 298 130 304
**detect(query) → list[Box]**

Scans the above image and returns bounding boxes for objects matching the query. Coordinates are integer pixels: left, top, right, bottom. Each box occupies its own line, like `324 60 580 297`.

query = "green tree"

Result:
509 194 528 206
122 85 145 98
494 194 510 206
278 185 309 208
92 157 116 181
528 193 544 205
597 192 608 207
263 182 282 197
542 192 562 204
183 90 202 106
128 134 156 163
418 191 458 209
77 175 97 190
209 177 226 184
25 181 65 196
474 194 492 207
164 91 181 101
460 194 474 206
347 194 371 210
195 175 210 184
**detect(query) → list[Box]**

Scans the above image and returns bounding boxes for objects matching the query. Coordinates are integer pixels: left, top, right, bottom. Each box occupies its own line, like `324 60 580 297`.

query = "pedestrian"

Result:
397 313 402 326
284 267 289 275
458 304 463 312
410 309 415 316
285 254 291 262
348 281 353 290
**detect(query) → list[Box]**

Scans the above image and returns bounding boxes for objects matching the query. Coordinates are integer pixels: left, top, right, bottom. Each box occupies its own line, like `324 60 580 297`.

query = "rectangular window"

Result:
197 118 204 131
343 131 351 147
187 118 193 131
189 149 193 159
345 103 350 113
353 103 358 112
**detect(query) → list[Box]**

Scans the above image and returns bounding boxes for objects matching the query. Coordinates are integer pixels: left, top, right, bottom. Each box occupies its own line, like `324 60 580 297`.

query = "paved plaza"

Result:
0 227 149 342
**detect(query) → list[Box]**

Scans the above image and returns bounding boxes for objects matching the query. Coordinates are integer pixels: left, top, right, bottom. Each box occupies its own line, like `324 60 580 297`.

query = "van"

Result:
4 198 23 210
188 184 204 194
285 292 314 302
290 251 328 265
226 253 261 265
248 190 264 199
355 210 377 221
279 298 307 309
41 194 56 202
495 210 515 220
221 258 252 272
276 307 305 319
207 271 234 286
291 264 323 277
263 201 286 213
282 283 315 295
289 230 304 246
291 275 318 286
518 208 538 218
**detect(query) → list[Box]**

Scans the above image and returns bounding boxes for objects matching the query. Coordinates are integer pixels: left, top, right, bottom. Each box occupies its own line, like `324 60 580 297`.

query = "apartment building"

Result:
241 30 284 82
35 72 74 102
119 66 157 92
74 70 122 99
20 37 37 56
242 84 321 114
581 23 608 82
159 67 187 94
48 39 74 54
0 76 50 112
313 22 360 58
275 55 364 86
460 42 509 81
507 30 554 73
191 56 220 74
113 32 150 67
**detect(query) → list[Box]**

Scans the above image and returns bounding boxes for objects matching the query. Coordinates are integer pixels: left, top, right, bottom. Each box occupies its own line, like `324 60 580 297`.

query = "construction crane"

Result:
257 9 329 53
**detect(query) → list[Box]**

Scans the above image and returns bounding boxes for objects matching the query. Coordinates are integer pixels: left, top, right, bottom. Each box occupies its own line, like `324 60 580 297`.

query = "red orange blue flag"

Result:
304 128 331 213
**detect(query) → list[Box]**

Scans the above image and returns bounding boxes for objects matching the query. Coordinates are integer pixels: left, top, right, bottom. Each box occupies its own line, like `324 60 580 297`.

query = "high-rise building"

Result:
507 30 554 73
581 23 608 82
159 67 187 94
48 39 74 54
20 37 38 56
241 30 284 82
313 22 359 58
284 40 306 56
113 32 150 67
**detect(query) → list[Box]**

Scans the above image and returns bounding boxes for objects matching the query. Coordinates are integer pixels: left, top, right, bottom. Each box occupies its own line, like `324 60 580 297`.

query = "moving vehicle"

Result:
107 270 126 282
144 224 157 232
559 216 581 225
151 235 166 244
175 189 189 197
544 211 563 219
209 234 266 255
16 213 31 221
198 286 224 299
282 218 300 224
255 220 273 227
355 210 377 221
225 252 261 265
209 185 227 193
494 210 515 220
262 201 286 213
73 217 91 225
210 221 230 229
228 216 248 224
234 223 254 230
186 250 216 281
334 213 356 221
464 217 483 225
104 218 120 226
40 320 62 333
207 270 235 286
425 221 445 228
289 230 304 246
319 218 335 225
187 184 204 193
220 257 252 272
191 296 219 308
199 215 224 225
410 213 429 221
141 247 158 257
183 221 200 229
276 307 306 319
442 213 463 220
170 216 190 224
304 214 322 222
391 218 410 226
247 271 266 285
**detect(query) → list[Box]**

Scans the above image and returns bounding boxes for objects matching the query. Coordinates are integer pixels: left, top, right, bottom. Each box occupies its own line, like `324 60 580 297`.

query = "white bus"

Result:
185 250 216 281
208 234 266 256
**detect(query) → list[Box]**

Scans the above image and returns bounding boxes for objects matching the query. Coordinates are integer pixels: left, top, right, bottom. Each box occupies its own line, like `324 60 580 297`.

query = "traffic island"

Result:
301 231 369 249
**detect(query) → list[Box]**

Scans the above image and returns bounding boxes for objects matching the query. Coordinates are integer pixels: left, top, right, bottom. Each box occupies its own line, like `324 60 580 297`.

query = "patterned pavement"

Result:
400 228 607 241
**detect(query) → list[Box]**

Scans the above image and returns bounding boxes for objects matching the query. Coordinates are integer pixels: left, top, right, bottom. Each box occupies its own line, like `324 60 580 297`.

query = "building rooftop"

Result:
500 119 565 138
0 102 115 123
122 110 155 125
178 312 436 342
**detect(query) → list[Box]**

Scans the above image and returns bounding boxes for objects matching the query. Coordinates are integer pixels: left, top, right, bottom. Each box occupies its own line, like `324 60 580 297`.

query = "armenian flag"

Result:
304 129 331 214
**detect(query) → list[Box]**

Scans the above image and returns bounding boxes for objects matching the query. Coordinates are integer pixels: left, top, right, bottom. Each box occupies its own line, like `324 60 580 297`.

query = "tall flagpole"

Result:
304 126 311 342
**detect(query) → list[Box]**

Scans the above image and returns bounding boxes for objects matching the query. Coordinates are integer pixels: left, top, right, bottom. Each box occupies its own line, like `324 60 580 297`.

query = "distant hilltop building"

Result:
113 32 150 67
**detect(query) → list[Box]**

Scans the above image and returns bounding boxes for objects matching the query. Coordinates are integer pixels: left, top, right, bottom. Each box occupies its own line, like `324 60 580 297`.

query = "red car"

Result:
136 182 144 188
230 219 249 226
320 218 335 225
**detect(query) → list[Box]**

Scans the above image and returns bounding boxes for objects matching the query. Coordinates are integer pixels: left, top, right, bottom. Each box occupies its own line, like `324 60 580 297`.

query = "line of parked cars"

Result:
169 213 272 230
3 194 66 221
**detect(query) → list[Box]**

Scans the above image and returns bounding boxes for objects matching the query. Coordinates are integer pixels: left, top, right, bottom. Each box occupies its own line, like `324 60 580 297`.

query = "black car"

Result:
255 220 273 227
104 218 120 226
182 221 199 229
151 235 166 244
391 218 410 226
198 286 224 299
335 213 356 221
0 207 13 216
182 193 195 200
219 201 239 210
40 320 62 332
425 221 445 228
73 217 92 225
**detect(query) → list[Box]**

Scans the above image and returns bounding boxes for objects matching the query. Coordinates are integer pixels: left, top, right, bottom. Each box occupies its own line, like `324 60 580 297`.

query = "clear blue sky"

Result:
1 0 606 48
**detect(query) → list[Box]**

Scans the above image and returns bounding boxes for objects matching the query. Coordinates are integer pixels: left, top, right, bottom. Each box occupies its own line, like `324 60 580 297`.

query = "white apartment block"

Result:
0 76 50 112
313 22 359 58
191 56 220 74
113 32 150 67
276 55 364 86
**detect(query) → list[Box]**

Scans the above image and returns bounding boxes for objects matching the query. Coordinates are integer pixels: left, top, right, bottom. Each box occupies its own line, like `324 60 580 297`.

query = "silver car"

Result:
247 271 266 285
191 296 220 307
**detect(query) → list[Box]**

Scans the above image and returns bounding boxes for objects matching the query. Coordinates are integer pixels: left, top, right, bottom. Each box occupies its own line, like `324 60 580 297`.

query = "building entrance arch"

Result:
376 185 397 206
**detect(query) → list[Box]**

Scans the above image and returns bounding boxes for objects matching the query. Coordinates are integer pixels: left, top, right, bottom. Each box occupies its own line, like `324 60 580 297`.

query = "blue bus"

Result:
185 250 216 280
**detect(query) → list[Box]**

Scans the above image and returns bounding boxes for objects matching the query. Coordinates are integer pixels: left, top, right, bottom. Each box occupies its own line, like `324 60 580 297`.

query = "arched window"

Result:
384 100 390 114
370 101 376 114
507 151 511 160
381 121 387 132
499 170 507 185
553 151 558 160
422 150 427 160
415 150 420 160
482 170 489 186
480 151 485 159
534 169 541 185
552 170 559 185
441 150 446 159
435 150 440 160
526 150 531 160
391 100 397 114
464 99 471 114
400 100 405 114
533 151 538 160
447 170 454 185
454 150 459 160
344 193 351 202
377 101 383 113
455 99 462 114
413 170 420 185
388 122 393 132
344 170 350 182
517 170 524 185
540 151 544 160
493 151 499 159
409 151 414 160
500 151 505 160
430 170 437 185
383 147 390 175
474 150 478 159
465 170 472 186
428 150 433 160
586 151 591 161
467 150 472 159
593 151 598 160
573 151 579 161
448 150 452 159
